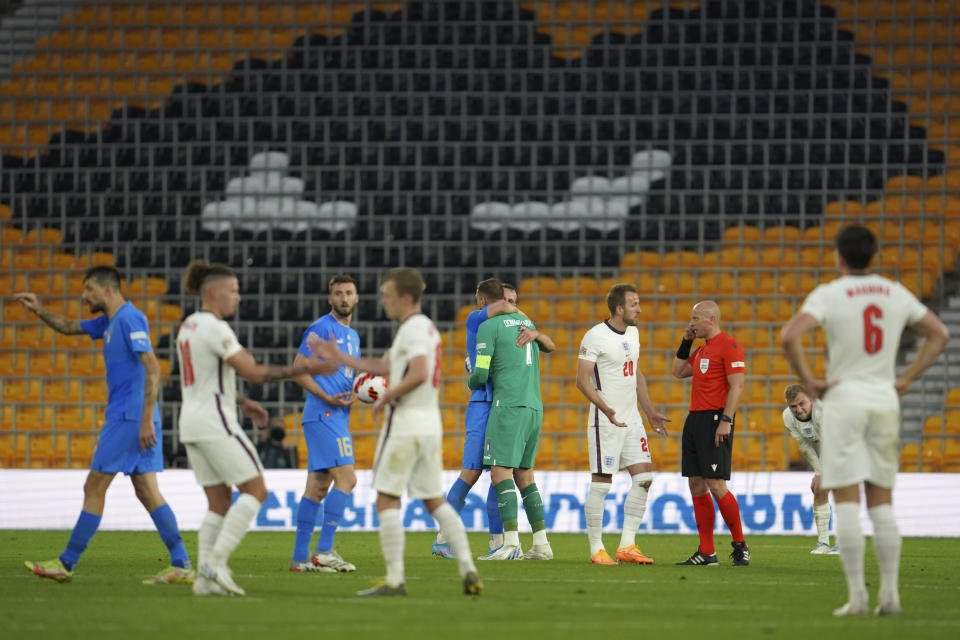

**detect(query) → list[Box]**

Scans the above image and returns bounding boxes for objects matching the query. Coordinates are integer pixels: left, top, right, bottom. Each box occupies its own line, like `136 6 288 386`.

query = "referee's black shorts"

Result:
681 410 733 480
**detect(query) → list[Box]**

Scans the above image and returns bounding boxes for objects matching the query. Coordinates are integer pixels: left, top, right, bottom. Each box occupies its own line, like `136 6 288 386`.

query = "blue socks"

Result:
445 478 471 512
150 504 191 569
448 478 503 534
293 497 321 562
486 483 504 534
316 489 348 553
60 510 102 571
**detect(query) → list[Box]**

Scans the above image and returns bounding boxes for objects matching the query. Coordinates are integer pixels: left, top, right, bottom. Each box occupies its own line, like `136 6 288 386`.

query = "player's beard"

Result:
87 301 105 314
333 303 355 321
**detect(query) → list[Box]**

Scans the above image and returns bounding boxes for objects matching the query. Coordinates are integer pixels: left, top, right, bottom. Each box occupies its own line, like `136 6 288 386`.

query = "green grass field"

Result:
3 531 958 639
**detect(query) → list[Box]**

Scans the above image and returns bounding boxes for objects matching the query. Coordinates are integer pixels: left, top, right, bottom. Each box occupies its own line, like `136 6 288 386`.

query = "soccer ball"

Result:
352 373 388 404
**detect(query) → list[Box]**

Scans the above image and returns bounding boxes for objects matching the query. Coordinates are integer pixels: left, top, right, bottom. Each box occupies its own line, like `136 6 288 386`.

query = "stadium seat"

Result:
942 438 960 472
67 433 95 468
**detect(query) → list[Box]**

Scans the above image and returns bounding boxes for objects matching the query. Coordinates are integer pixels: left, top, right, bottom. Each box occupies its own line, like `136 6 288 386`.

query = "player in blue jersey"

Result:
288 275 362 573
16 266 193 584
432 279 555 559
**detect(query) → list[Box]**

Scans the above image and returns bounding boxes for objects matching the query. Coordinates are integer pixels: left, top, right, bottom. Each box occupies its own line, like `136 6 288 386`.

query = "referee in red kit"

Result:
671 300 749 566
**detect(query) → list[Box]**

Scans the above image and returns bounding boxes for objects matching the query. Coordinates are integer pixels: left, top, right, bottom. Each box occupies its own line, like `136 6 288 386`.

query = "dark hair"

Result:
183 260 237 295
328 274 357 293
383 267 426 303
475 278 504 302
606 283 638 315
83 265 123 290
835 225 877 270
501 281 518 302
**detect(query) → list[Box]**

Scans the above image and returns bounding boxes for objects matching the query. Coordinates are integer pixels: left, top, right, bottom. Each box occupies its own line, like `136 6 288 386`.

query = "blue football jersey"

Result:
81 301 161 424
299 313 360 426
466 307 494 402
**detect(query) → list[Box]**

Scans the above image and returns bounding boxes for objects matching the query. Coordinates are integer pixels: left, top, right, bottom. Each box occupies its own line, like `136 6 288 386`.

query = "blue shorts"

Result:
303 419 354 471
462 401 491 470
91 419 164 475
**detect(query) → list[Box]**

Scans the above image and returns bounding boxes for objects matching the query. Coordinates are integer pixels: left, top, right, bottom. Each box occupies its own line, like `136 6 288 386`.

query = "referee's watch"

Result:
720 414 734 425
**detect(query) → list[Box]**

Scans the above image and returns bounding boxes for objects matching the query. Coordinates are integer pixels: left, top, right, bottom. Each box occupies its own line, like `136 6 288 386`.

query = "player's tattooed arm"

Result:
13 292 85 335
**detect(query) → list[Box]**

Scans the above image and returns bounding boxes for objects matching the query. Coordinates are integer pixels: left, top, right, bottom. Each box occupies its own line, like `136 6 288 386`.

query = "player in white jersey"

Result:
782 384 837 555
781 225 949 617
576 284 669 566
176 261 334 597
311 267 482 597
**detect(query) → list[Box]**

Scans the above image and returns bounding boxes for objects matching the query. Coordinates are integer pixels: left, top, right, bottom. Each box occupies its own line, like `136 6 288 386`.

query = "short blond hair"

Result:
784 384 807 402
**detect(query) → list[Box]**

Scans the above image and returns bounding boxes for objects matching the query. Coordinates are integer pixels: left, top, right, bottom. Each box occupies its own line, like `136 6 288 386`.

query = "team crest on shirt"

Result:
699 358 709 373
604 456 615 468
622 341 630 354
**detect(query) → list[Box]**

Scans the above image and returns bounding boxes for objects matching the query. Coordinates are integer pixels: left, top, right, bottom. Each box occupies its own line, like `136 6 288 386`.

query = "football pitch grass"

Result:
3 531 958 639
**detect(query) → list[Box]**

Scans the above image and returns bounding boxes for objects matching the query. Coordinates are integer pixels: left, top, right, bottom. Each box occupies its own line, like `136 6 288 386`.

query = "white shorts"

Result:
372 430 443 500
587 420 652 474
184 431 263 488
820 383 900 490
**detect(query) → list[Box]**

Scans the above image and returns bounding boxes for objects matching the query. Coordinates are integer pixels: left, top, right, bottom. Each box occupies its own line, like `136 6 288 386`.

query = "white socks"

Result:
210 493 261 567
532 529 548 546
869 504 902 608
834 501 868 607
197 511 225 569
504 530 520 547
378 508 405 587
585 482 610 554
432 502 477 577
488 533 503 550
814 502 832 545
619 476 650 550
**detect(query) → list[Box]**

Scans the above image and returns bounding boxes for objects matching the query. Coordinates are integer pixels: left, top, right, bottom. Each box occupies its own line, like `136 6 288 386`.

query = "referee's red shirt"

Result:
687 331 746 411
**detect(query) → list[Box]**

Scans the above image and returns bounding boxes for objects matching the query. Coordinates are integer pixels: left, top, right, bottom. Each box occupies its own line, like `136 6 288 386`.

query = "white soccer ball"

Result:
352 373 388 404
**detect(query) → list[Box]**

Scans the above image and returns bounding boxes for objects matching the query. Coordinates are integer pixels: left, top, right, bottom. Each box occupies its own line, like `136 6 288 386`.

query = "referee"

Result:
671 300 750 566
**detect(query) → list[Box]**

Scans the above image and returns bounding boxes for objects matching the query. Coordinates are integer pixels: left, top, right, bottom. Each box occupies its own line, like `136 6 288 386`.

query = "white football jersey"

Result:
385 313 442 436
176 311 245 442
800 274 929 387
578 321 642 428
782 399 824 473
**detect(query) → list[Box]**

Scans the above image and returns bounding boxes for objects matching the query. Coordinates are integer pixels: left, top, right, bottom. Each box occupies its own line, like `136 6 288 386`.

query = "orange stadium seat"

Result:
762 226 803 243
0 433 16 467
54 407 97 431
519 277 559 296
942 439 960 472
27 353 68 377
26 434 55 467
722 225 762 243
67 434 95 468
351 434 375 468
17 407 55 432
441 407 462 430
442 436 462 469
24 228 63 245
536 435 557 468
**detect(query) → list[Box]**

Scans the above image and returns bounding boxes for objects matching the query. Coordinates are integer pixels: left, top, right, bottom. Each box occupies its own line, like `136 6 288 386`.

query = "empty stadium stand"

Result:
1 0 958 471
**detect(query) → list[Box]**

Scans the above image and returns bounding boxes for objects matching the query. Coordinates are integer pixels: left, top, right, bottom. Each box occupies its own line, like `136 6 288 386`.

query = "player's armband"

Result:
475 355 491 370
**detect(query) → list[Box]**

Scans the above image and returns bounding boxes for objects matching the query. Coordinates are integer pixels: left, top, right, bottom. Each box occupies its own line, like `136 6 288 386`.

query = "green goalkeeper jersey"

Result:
467 312 542 410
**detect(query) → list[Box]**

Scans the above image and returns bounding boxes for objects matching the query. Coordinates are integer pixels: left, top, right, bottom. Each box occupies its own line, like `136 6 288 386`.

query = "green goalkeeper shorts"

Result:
482 405 542 469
